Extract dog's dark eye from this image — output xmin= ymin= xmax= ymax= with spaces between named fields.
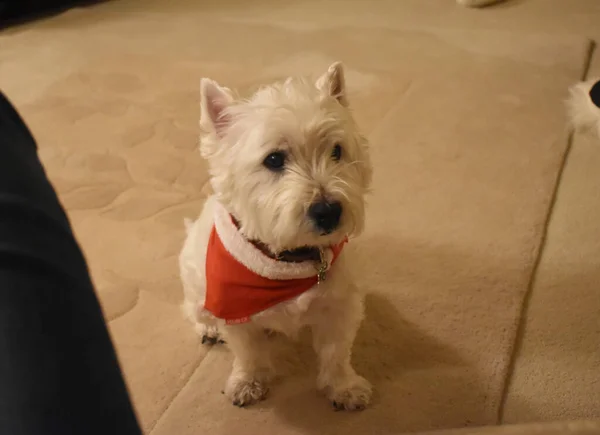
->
xmin=263 ymin=151 xmax=286 ymax=171
xmin=331 ymin=144 xmax=342 ymax=161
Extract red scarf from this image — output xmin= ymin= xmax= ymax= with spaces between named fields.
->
xmin=203 ymin=224 xmax=345 ymax=324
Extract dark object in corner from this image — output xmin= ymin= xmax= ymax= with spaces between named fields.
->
xmin=0 ymin=90 xmax=143 ymax=434
xmin=0 ymin=0 xmax=102 ymax=28
xmin=590 ymin=80 xmax=600 ymax=108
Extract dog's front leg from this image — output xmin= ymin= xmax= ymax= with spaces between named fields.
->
xmin=222 ymin=324 xmax=273 ymax=407
xmin=311 ymin=294 xmax=372 ymax=411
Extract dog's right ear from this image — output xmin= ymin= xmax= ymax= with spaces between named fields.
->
xmin=200 ymin=78 xmax=233 ymax=137
xmin=316 ymin=62 xmax=348 ymax=107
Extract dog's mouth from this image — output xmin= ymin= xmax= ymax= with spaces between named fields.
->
xmin=251 ymin=239 xmax=326 ymax=263
xmin=230 ymin=214 xmax=328 ymax=263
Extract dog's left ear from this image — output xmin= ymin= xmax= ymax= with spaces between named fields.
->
xmin=316 ymin=62 xmax=348 ymax=107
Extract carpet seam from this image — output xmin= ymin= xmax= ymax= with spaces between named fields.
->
xmin=495 ymin=38 xmax=597 ymax=424
xmin=107 ymin=285 xmax=141 ymax=323
xmin=146 ymin=347 xmax=215 ymax=435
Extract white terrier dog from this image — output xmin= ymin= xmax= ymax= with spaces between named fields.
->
xmin=179 ymin=62 xmax=374 ymax=411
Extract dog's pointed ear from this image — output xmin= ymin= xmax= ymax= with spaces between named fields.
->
xmin=200 ymin=78 xmax=233 ymax=137
xmin=316 ymin=62 xmax=348 ymax=107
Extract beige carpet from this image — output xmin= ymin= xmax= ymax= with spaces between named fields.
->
xmin=0 ymin=1 xmax=596 ymax=434
xmin=502 ymin=54 xmax=600 ymax=424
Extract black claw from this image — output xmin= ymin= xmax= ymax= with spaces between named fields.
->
xmin=233 ymin=400 xmax=244 ymax=408
xmin=201 ymin=335 xmax=221 ymax=345
xmin=217 ymin=339 xmax=226 ymax=344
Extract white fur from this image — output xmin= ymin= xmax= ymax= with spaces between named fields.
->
xmin=179 ymin=62 xmax=373 ymax=410
xmin=211 ymin=200 xmax=336 ymax=280
xmin=567 ymin=78 xmax=600 ymax=139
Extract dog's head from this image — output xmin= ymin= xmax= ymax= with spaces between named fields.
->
xmin=199 ymin=62 xmax=372 ymax=253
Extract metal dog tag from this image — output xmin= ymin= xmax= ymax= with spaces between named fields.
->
xmin=316 ymin=249 xmax=328 ymax=284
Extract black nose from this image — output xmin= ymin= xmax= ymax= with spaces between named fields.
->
xmin=308 ymin=201 xmax=342 ymax=234
xmin=590 ymin=80 xmax=600 ymax=107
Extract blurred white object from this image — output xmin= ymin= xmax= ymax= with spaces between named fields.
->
xmin=568 ymin=78 xmax=600 ymax=138
xmin=456 ymin=0 xmax=506 ymax=7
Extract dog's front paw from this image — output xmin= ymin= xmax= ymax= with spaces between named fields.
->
xmin=328 ymin=375 xmax=372 ymax=411
xmin=225 ymin=377 xmax=269 ymax=407
xmin=194 ymin=323 xmax=225 ymax=345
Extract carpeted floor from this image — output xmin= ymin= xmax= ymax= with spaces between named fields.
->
xmin=502 ymin=53 xmax=600 ymax=425
xmin=0 ymin=1 xmax=599 ymax=434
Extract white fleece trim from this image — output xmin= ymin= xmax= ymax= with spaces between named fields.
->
xmin=213 ymin=201 xmax=334 ymax=280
